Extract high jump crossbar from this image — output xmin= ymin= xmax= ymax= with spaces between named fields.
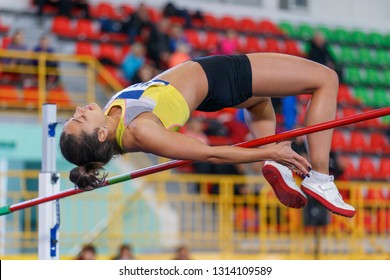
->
xmin=0 ymin=106 xmax=389 ymax=216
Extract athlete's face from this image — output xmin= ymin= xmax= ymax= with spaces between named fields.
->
xmin=63 ymin=102 xmax=106 ymax=137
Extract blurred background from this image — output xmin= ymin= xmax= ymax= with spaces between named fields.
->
xmin=0 ymin=0 xmax=389 ymax=260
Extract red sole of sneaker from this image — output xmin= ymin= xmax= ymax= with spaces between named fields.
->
xmin=262 ymin=165 xmax=307 ymax=209
xmin=301 ymin=185 xmax=356 ymax=218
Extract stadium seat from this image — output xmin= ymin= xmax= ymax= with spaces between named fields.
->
xmin=202 ymin=14 xmax=218 ymax=29
xmin=51 ymin=16 xmax=74 ymax=38
xmin=278 ymin=21 xmax=295 ymax=37
xmin=283 ymin=40 xmax=303 ymax=56
xmin=373 ymin=49 xmax=390 ymax=67
xmin=349 ymin=30 xmax=367 ymax=46
xmin=356 ymin=157 xmax=377 ymax=180
xmin=263 ymin=38 xmax=281 ymax=53
xmin=0 ymin=17 xmax=10 ymax=34
xmin=374 ymin=158 xmax=390 ymax=181
xmin=332 ymin=28 xmax=350 ymax=44
xmin=22 ymin=87 xmax=39 ymax=106
xmin=338 ymin=46 xmax=357 ymax=65
xmin=348 ymin=131 xmax=370 ymax=153
xmin=184 ymin=29 xmax=202 ymax=50
xmin=201 ymin=32 xmax=219 ymax=51
xmin=0 ymin=85 xmax=20 ymax=107
xmin=340 ymin=156 xmax=358 ymax=180
xmin=344 ymin=67 xmax=364 ymax=86
xmin=121 ymin=4 xmax=134 ymax=15
xmin=257 ymin=19 xmax=282 ymax=36
xmin=146 ymin=7 xmax=161 ymax=22
xmin=331 ymin=130 xmax=348 ymax=151
xmin=366 ymin=32 xmax=385 ymax=47
xmin=295 ymin=23 xmax=314 ymax=40
xmin=217 ymin=15 xmax=238 ymax=30
xmin=355 ymin=48 xmax=373 ymax=66
xmin=238 ymin=17 xmax=257 ymax=33
xmin=97 ymin=43 xmax=120 ymax=65
xmin=366 ymin=68 xmax=385 ymax=87
xmin=242 ymin=36 xmax=263 ymax=53
xmin=75 ymin=41 xmax=94 ymax=56
xmin=74 ymin=19 xmax=99 ymax=41
xmin=91 ymin=2 xmax=120 ymax=20
xmin=369 ymin=132 xmax=390 ymax=155
xmin=337 ymin=84 xmax=356 ymax=104
xmin=47 ymin=87 xmax=73 ymax=107
xmin=373 ymin=88 xmax=390 ymax=107
xmin=353 ymin=87 xmax=372 ymax=106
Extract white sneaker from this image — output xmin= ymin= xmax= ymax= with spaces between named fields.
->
xmin=301 ymin=174 xmax=356 ymax=218
xmin=262 ymin=161 xmax=308 ymax=208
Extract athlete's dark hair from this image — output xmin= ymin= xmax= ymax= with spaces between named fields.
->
xmin=60 ymin=128 xmax=122 ymax=190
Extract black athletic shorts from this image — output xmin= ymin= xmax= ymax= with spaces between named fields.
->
xmin=192 ymin=54 xmax=253 ymax=112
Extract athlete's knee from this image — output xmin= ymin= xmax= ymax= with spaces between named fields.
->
xmin=321 ymin=67 xmax=339 ymax=92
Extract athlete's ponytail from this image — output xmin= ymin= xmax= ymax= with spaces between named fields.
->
xmin=69 ymin=162 xmax=107 ymax=190
xmin=60 ymin=128 xmax=121 ymax=190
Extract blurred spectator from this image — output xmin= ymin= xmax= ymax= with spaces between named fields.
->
xmin=131 ymin=63 xmax=158 ymax=84
xmin=169 ymin=24 xmax=189 ymax=52
xmin=307 ymin=31 xmax=343 ymax=81
xmin=219 ymin=29 xmax=239 ymax=55
xmin=112 ymin=244 xmax=135 ymax=260
xmin=36 ymin=0 xmax=90 ymax=19
xmin=146 ymin=18 xmax=172 ymax=69
xmin=121 ymin=42 xmax=146 ymax=83
xmin=120 ymin=3 xmax=152 ymax=43
xmin=282 ymin=96 xmax=297 ymax=130
xmin=76 ymin=244 xmax=97 ymax=260
xmin=168 ymin=42 xmax=191 ymax=68
xmin=172 ymin=245 xmax=192 ymax=260
xmin=5 ymin=29 xmax=29 ymax=64
xmin=33 ymin=35 xmax=59 ymax=86
xmin=162 ymin=2 xmax=193 ymax=28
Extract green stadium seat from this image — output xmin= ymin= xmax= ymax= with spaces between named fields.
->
xmin=317 ymin=26 xmax=333 ymax=41
xmin=296 ymin=23 xmax=314 ymax=40
xmin=373 ymin=88 xmax=390 ymax=107
xmin=349 ymin=30 xmax=367 ymax=46
xmin=366 ymin=32 xmax=385 ymax=47
xmin=332 ymin=28 xmax=350 ymax=44
xmin=374 ymin=49 xmax=390 ymax=67
xmin=339 ymin=46 xmax=357 ymax=65
xmin=278 ymin=21 xmax=295 ymax=37
xmin=344 ymin=67 xmax=363 ymax=85
xmin=383 ymin=34 xmax=390 ymax=48
xmin=353 ymin=87 xmax=373 ymax=106
xmin=356 ymin=48 xmax=373 ymax=66
xmin=366 ymin=68 xmax=385 ymax=86
xmin=382 ymin=70 xmax=390 ymax=87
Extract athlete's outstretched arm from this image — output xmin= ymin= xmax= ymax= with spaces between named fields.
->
xmin=128 ymin=114 xmax=311 ymax=175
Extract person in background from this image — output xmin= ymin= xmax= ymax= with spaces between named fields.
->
xmin=76 ymin=244 xmax=97 ymax=260
xmin=33 ymin=35 xmax=59 ymax=86
xmin=112 ymin=243 xmax=135 ymax=260
xmin=121 ymin=42 xmax=146 ymax=83
xmin=172 ymin=245 xmax=192 ymax=260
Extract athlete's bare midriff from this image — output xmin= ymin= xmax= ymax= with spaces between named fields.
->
xmin=154 ymin=61 xmax=208 ymax=113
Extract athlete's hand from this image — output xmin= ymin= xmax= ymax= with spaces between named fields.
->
xmin=271 ymin=141 xmax=311 ymax=177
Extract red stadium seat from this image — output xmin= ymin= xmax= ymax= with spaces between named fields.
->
xmin=239 ymin=36 xmax=262 ymax=53
xmin=22 ymin=87 xmax=39 ymax=107
xmin=203 ymin=14 xmax=218 ymax=29
xmin=238 ymin=17 xmax=257 ymax=33
xmin=75 ymin=41 xmax=94 ymax=56
xmin=146 ymin=7 xmax=161 ymax=22
xmin=263 ymin=38 xmax=281 ymax=52
xmin=98 ymin=43 xmax=120 ymax=65
xmin=348 ymin=131 xmax=370 ymax=153
xmin=184 ymin=29 xmax=202 ymax=50
xmin=257 ymin=19 xmax=283 ymax=35
xmin=217 ymin=15 xmax=238 ymax=30
xmin=337 ymin=84 xmax=356 ymax=104
xmin=283 ymin=40 xmax=303 ymax=56
xmin=340 ymin=156 xmax=358 ymax=180
xmin=51 ymin=16 xmax=74 ymax=38
xmin=91 ymin=2 xmax=120 ymax=20
xmin=121 ymin=4 xmax=134 ymax=15
xmin=374 ymin=158 xmax=390 ymax=181
xmin=201 ymin=32 xmax=219 ymax=51
xmin=356 ymin=157 xmax=377 ymax=180
xmin=331 ymin=130 xmax=348 ymax=151
xmin=368 ymin=133 xmax=390 ymax=155
xmin=74 ymin=19 xmax=100 ymax=41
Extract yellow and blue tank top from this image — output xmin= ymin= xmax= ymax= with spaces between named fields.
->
xmin=104 ymin=80 xmax=190 ymax=150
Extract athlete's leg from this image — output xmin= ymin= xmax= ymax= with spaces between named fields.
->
xmin=246 ymin=53 xmax=355 ymax=217
xmin=247 ymin=52 xmax=338 ymax=173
